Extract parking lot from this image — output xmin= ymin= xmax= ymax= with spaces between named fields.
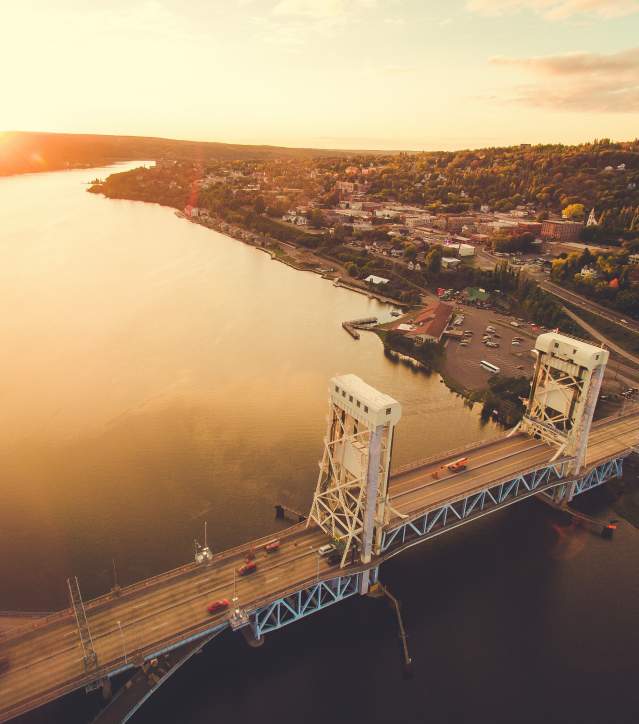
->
xmin=441 ymin=306 xmax=537 ymax=392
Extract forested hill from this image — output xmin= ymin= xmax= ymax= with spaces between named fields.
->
xmin=353 ymin=139 xmax=639 ymax=233
xmin=0 ymin=131 xmax=372 ymax=176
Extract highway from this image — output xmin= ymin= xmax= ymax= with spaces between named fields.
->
xmin=0 ymin=410 xmax=637 ymax=723
xmin=540 ymin=280 xmax=639 ymax=337
xmin=388 ymin=411 xmax=639 ymax=523
xmin=0 ymin=526 xmax=334 ymax=723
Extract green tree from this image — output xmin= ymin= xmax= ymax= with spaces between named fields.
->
xmin=425 ymin=245 xmax=442 ymax=274
xmin=345 ymin=261 xmax=360 ymax=278
xmin=563 ymin=203 xmax=585 ymax=221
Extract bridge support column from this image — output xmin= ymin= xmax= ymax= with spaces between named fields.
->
xmin=307 ymin=375 xmax=401 ymax=568
xmin=242 ymin=623 xmax=264 ymax=648
xmin=358 ymin=565 xmax=379 ymax=595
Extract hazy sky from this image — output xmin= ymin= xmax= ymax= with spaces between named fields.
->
xmin=3 ymin=0 xmax=639 ymax=150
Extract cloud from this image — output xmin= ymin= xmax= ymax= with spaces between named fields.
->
xmin=490 ymin=47 xmax=639 ymax=112
xmin=249 ymin=0 xmax=377 ymax=47
xmin=272 ymin=0 xmax=376 ymax=20
xmin=466 ymin=0 xmax=639 ymax=19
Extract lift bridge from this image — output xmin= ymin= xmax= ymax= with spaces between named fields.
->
xmin=0 ymin=332 xmax=637 ymax=723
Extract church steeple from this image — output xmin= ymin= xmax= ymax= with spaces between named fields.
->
xmin=586 ymin=208 xmax=598 ymax=226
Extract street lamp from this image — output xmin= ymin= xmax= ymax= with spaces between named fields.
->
xmin=117 ymin=620 xmax=128 ymax=665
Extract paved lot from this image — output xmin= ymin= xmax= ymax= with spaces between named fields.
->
xmin=441 ymin=306 xmax=537 ymax=392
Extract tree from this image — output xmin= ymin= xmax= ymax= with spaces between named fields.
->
xmin=563 ymin=203 xmax=585 ymax=221
xmin=403 ymin=243 xmax=417 ymax=261
xmin=425 ymin=245 xmax=442 ymax=274
xmin=309 ymin=208 xmax=325 ymax=228
xmin=345 ymin=261 xmax=360 ymax=278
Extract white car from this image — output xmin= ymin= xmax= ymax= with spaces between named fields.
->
xmin=318 ymin=544 xmax=335 ymax=556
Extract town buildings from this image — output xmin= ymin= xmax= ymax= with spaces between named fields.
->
xmin=541 ymin=219 xmax=584 ymax=242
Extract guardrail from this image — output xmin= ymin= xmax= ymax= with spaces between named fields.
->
xmin=391 ymin=433 xmax=509 ymax=476
xmin=389 ymin=456 xmax=572 ymax=528
xmin=0 ymin=521 xmax=308 ymax=644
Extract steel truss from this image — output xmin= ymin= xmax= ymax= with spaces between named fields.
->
xmin=381 ymin=460 xmax=569 ymax=554
xmin=542 ymin=457 xmax=624 ymax=504
xmin=251 ymin=572 xmax=361 ymax=639
xmin=308 ymin=399 xmax=392 ymax=566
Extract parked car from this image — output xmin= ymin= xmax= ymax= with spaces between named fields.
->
xmin=237 ymin=560 xmax=257 ymax=576
xmin=207 ymin=599 xmax=230 ymax=614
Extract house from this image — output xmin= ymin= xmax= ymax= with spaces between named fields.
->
xmin=628 ymin=253 xmax=639 ymax=265
xmin=442 ymin=257 xmax=461 ymax=270
xmin=391 ymin=302 xmax=453 ymax=344
xmin=375 ymin=208 xmax=401 ymax=221
xmin=464 ymin=287 xmax=489 ymax=305
xmin=282 ymin=213 xmax=308 ymax=226
xmin=577 ymin=266 xmax=599 ymax=280
xmin=365 ymin=275 xmax=390 ymax=286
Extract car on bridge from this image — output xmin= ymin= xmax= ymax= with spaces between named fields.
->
xmin=207 ymin=599 xmax=230 ymax=614
xmin=238 ymin=560 xmax=257 ymax=576
xmin=446 ymin=457 xmax=469 ymax=472
xmin=318 ymin=543 xmax=335 ymax=557
xmin=265 ymin=539 xmax=281 ymax=553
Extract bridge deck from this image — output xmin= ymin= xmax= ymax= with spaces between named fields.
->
xmin=0 ymin=410 xmax=637 ymax=723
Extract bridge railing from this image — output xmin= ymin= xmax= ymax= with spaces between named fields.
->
xmin=0 ymin=521 xmax=309 ymax=643
xmin=391 ymin=432 xmax=508 ymax=476
xmin=388 ymin=456 xmax=573 ymax=529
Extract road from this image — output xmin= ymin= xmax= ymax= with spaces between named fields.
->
xmin=0 ymin=526 xmax=333 ymax=723
xmin=1 ymin=410 xmax=638 ymax=723
xmin=388 ymin=411 xmax=639 ymax=522
xmin=540 ymin=280 xmax=639 ymax=336
xmin=561 ymin=306 xmax=639 ymax=369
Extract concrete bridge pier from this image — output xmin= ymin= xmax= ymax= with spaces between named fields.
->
xmin=243 ymin=623 xmax=265 ymax=648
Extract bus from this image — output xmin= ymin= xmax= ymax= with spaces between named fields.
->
xmin=480 ymin=360 xmax=500 ymax=374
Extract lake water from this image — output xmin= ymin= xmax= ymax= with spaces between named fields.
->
xmin=1 ymin=164 xmax=637 ymax=724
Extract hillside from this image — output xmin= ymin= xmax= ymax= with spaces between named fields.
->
xmin=0 ymin=131 xmax=377 ymax=176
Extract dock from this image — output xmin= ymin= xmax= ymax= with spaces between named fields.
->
xmin=342 ymin=317 xmax=378 ymax=340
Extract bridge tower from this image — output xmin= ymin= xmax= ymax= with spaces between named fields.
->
xmin=308 ymin=374 xmax=401 ymax=582
xmin=519 ymin=332 xmax=608 ymax=473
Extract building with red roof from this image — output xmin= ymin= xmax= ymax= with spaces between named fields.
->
xmin=391 ymin=302 xmax=453 ymax=345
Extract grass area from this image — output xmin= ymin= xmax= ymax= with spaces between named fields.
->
xmin=564 ymin=303 xmax=639 ymax=356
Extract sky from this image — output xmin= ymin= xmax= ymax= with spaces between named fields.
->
xmin=2 ymin=0 xmax=639 ymax=151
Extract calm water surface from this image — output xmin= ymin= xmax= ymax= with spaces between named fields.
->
xmin=1 ymin=165 xmax=637 ymax=724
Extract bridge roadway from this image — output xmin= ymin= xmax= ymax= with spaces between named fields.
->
xmin=1 ymin=410 xmax=637 ymax=723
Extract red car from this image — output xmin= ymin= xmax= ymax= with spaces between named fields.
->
xmin=265 ymin=539 xmax=281 ymax=553
xmin=238 ymin=560 xmax=257 ymax=576
xmin=207 ymin=599 xmax=230 ymax=615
